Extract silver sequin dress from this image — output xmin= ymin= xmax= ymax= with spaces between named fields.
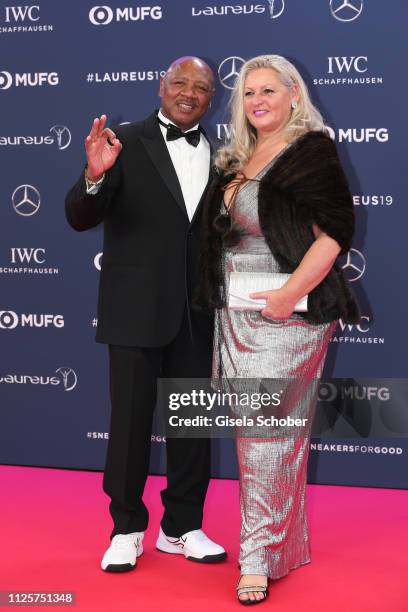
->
xmin=213 ymin=160 xmax=336 ymax=579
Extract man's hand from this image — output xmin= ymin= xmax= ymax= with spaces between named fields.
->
xmin=85 ymin=115 xmax=122 ymax=181
xmin=249 ymin=288 xmax=296 ymax=320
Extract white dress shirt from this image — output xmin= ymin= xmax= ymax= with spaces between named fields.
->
xmin=86 ymin=110 xmax=210 ymax=222
xmin=157 ymin=109 xmax=210 ymax=221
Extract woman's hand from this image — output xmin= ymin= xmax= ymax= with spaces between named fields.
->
xmin=249 ymin=288 xmax=297 ymax=320
xmin=249 ymin=230 xmax=341 ymax=321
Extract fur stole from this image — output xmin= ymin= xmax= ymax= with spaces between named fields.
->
xmin=196 ymin=131 xmax=359 ymax=324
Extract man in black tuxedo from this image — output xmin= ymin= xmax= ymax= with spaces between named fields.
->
xmin=65 ymin=57 xmax=226 ymax=572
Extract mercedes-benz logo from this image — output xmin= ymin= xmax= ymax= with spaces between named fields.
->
xmin=0 ymin=310 xmax=18 ymax=329
xmin=49 ymin=125 xmax=71 ymax=150
xmin=12 ymin=185 xmax=41 ymax=217
xmin=0 ymin=70 xmax=12 ymax=90
xmin=341 ymin=248 xmax=366 ymax=282
xmin=265 ymin=0 xmax=285 ymax=19
xmin=330 ymin=0 xmax=364 ymax=22
xmin=218 ymin=56 xmax=245 ymax=90
xmin=56 ymin=367 xmax=78 ymax=392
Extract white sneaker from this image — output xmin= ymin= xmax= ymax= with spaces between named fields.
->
xmin=101 ymin=532 xmax=144 ymax=572
xmin=156 ymin=527 xmax=227 ymax=563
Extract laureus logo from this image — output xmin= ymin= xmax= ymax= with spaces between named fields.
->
xmin=55 ymin=367 xmax=78 ymax=391
xmin=191 ymin=1 xmax=284 ymax=19
xmin=49 ymin=125 xmax=71 ymax=150
xmin=265 ymin=0 xmax=284 ymax=19
xmin=0 ymin=367 xmax=78 ymax=391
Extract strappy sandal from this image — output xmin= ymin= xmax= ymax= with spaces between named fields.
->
xmin=236 ymin=576 xmax=269 ymax=606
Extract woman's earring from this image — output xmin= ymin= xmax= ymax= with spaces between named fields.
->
xmin=291 ymin=100 xmax=298 ymax=110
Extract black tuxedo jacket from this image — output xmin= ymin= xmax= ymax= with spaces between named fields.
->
xmin=65 ymin=112 xmax=213 ymax=347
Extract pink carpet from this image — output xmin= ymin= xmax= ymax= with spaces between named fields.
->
xmin=0 ymin=466 xmax=407 ymax=611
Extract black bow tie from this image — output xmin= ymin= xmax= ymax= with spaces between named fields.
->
xmin=158 ymin=117 xmax=201 ymax=147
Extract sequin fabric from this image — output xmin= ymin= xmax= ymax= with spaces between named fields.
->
xmin=213 ymin=159 xmax=336 ymax=579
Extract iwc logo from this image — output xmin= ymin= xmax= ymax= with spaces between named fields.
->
xmin=1 ymin=5 xmax=54 ymax=34
xmin=331 ymin=315 xmax=385 ymax=346
xmin=0 ymin=247 xmax=59 ymax=276
xmin=313 ymin=55 xmax=383 ymax=88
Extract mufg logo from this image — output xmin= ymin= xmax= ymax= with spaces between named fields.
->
xmin=0 ymin=311 xmax=64 ymax=329
xmin=89 ymin=5 xmax=162 ymax=25
xmin=326 ymin=126 xmax=389 ymax=143
xmin=0 ymin=70 xmax=59 ymax=89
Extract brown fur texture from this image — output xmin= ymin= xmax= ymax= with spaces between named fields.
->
xmin=196 ymin=131 xmax=359 ymax=324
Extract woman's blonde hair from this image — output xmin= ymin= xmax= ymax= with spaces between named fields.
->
xmin=215 ymin=54 xmax=325 ymax=172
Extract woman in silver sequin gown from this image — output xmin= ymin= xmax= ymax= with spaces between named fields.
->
xmin=213 ymin=163 xmax=336 ymax=582
xmin=196 ymin=55 xmax=358 ymax=604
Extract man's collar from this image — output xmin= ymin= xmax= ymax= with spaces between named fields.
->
xmin=158 ymin=109 xmax=199 ymax=134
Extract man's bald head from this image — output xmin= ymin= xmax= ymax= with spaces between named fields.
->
xmin=164 ymin=56 xmax=214 ymax=86
xmin=159 ymin=56 xmax=215 ymax=130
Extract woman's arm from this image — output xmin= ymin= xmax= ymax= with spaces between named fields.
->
xmin=250 ymin=225 xmax=341 ymax=320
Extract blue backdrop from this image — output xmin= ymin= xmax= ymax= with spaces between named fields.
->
xmin=1 ymin=0 xmax=407 ymax=488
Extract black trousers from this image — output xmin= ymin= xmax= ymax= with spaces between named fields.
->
xmin=103 ymin=308 xmax=213 ymax=538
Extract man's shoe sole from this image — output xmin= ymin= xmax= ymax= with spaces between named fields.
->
xmin=103 ymin=563 xmax=136 ymax=573
xmin=186 ymin=552 xmax=227 ymax=563
xmin=156 ymin=546 xmax=227 ymax=563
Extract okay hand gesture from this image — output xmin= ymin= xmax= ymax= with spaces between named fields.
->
xmin=85 ymin=115 xmax=122 ymax=181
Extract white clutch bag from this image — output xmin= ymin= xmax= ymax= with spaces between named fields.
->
xmin=228 ymin=271 xmax=308 ymax=312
